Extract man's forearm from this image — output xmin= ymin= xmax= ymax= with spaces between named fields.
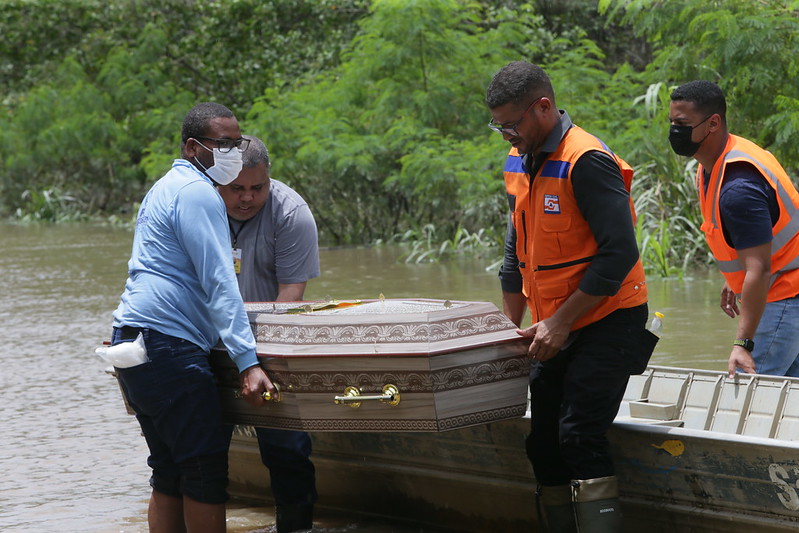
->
xmin=276 ymin=282 xmax=307 ymax=302
xmin=502 ymin=291 xmax=527 ymax=327
xmin=737 ymin=271 xmax=769 ymax=339
xmin=549 ymin=288 xmax=605 ymax=332
xmin=736 ymin=243 xmax=772 ymax=340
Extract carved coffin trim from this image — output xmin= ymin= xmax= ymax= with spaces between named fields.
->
xmin=226 ymin=404 xmax=528 ymax=432
xmin=254 ymin=310 xmax=512 ymax=346
xmin=263 ymin=355 xmax=529 ymax=393
xmin=436 ymin=405 xmax=527 ymax=431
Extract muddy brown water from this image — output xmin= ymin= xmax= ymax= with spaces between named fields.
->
xmin=0 ymin=223 xmax=733 ymax=532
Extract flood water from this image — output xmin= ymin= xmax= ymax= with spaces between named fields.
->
xmin=0 ymin=223 xmax=736 ymax=532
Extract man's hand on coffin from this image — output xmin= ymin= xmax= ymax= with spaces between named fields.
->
xmin=239 ymin=365 xmax=275 ymax=406
xmin=516 ymin=315 xmax=569 ymax=362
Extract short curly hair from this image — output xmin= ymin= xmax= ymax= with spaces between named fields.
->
xmin=670 ymin=80 xmax=727 ymax=123
xmin=181 ymin=102 xmax=236 ymax=143
xmin=485 ymin=61 xmax=555 ymax=109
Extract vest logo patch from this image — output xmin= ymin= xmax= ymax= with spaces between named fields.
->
xmin=543 ymin=194 xmax=560 ymax=214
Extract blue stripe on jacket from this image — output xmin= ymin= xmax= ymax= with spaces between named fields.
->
xmin=504 ymin=155 xmax=525 ymax=174
xmin=540 ymin=160 xmax=571 ymax=179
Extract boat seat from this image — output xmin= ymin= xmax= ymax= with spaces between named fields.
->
xmin=618 ymin=366 xmax=799 ymax=440
xmin=628 ymin=400 xmax=679 ymax=421
xmin=624 ymin=369 xmax=690 ymax=422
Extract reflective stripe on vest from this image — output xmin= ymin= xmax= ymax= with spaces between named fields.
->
xmin=700 ymin=135 xmax=799 ymax=298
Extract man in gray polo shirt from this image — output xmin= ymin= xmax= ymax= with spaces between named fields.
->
xmin=218 ymin=135 xmax=320 ymax=533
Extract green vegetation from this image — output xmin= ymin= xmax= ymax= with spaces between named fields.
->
xmin=0 ymin=0 xmax=368 ymax=219
xmin=3 ymin=0 xmax=799 ymax=275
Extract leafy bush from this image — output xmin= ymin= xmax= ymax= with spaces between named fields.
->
xmin=246 ymin=0 xmax=543 ymax=245
xmin=0 ymin=0 xmax=366 ymax=218
xmin=5 ymin=0 xmax=798 ymax=277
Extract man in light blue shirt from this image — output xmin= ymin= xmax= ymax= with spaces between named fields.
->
xmin=111 ymin=102 xmax=272 ymax=533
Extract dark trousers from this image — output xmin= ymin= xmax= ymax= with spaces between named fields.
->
xmin=255 ymin=427 xmax=318 ymax=507
xmin=526 ymin=304 xmax=648 ymax=485
xmin=113 ymin=327 xmax=231 ymax=504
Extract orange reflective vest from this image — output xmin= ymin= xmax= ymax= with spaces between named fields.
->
xmin=698 ymin=134 xmax=799 ymax=300
xmin=503 ymin=125 xmax=648 ymax=330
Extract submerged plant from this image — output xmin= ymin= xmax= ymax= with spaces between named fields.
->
xmin=386 ymin=223 xmax=501 ymax=264
xmin=15 ymin=187 xmax=87 ymax=223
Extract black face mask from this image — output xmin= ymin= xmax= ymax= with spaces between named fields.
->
xmin=668 ymin=114 xmax=712 ymax=157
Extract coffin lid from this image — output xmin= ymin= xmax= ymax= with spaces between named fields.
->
xmin=245 ymin=298 xmax=524 ymax=357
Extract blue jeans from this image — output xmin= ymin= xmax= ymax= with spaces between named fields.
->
xmin=753 ymin=295 xmax=799 ymax=377
xmin=113 ymin=327 xmax=231 ymax=504
xmin=255 ymin=427 xmax=317 ymax=507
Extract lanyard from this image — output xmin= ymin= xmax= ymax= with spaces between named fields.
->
xmin=228 ymin=217 xmax=250 ymax=248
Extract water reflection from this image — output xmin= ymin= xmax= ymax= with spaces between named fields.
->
xmin=0 ymin=223 xmax=737 ymax=531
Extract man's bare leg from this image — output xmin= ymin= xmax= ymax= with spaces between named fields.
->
xmin=184 ymin=496 xmax=226 ymax=533
xmin=148 ymin=490 xmax=186 ymax=533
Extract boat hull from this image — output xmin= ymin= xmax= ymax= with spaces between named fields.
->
xmin=230 ymin=365 xmax=799 ymax=532
xmin=229 ymin=420 xmax=799 ymax=532
xmin=610 ymin=421 xmax=799 ymax=532
xmin=228 ymin=420 xmax=536 ymax=532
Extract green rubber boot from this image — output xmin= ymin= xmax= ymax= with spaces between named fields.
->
xmin=571 ymin=476 xmax=622 ymax=533
xmin=536 ymin=484 xmax=578 ymax=533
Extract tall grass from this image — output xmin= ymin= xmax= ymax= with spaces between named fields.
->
xmin=382 ymin=223 xmax=502 ymax=264
xmin=620 ymin=83 xmax=713 ymax=278
xmin=15 ymin=187 xmax=87 ymax=223
xmin=387 ymin=152 xmax=712 ymax=277
xmin=380 ymin=81 xmax=715 ymax=277
xmin=632 ymin=154 xmax=714 ymax=278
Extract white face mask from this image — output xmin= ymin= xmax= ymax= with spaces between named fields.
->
xmin=193 ymin=141 xmax=243 ymax=186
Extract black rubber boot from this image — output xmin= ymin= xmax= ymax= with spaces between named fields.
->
xmin=536 ymin=484 xmax=578 ymax=532
xmin=275 ymin=503 xmax=314 ymax=533
xmin=571 ymin=476 xmax=622 ymax=533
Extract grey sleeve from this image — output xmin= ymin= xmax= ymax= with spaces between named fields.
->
xmin=275 ymin=204 xmax=321 ymax=284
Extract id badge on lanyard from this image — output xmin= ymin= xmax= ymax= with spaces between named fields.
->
xmin=232 ymin=247 xmax=243 ymax=274
xmin=229 ymin=217 xmax=249 ymax=275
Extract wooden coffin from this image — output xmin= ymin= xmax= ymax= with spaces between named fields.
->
xmin=210 ymin=298 xmax=530 ymax=432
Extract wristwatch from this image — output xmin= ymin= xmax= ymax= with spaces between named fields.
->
xmin=733 ymin=338 xmax=755 ymax=352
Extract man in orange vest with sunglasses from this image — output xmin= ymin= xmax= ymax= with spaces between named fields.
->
xmin=669 ymin=80 xmax=799 ymax=379
xmin=486 ymin=61 xmax=656 ymax=533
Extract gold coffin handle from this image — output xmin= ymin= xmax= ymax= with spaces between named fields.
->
xmin=234 ymin=382 xmax=281 ymax=403
xmin=333 ymin=384 xmax=401 ymax=408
